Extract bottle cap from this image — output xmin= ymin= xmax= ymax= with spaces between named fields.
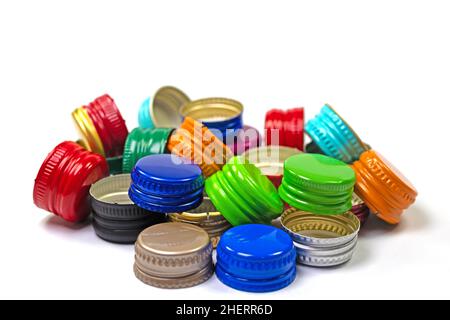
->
xmin=128 ymin=154 xmax=204 ymax=213
xmin=168 ymin=196 xmax=231 ymax=248
xmin=242 ymin=145 xmax=301 ymax=188
xmin=138 ymin=86 xmax=190 ymax=129
xmin=351 ymin=193 xmax=370 ymax=227
xmin=305 ymin=104 xmax=367 ymax=163
xmin=134 ymin=222 xmax=213 ymax=288
xmin=83 ymin=94 xmax=128 ymax=157
xmin=33 ymin=141 xmax=109 ymax=222
xmin=279 ymin=153 xmax=355 ymax=214
xmin=106 ymin=155 xmax=123 ymax=175
xmin=180 ymin=98 xmax=243 ymax=140
xmin=216 ymin=224 xmax=296 ymax=292
xmin=72 ymin=107 xmax=105 ymax=155
xmin=205 ymin=156 xmax=284 ymax=226
xmin=167 ymin=117 xmax=233 ymax=177
xmin=351 ymin=150 xmax=418 ymax=224
xmin=281 ymin=208 xmax=360 ymax=267
xmin=90 ymin=174 xmax=167 ymax=243
xmin=122 ymin=127 xmax=173 ymax=173
xmin=265 ymin=108 xmax=305 ymax=151
xmin=226 ymin=125 xmax=261 ymax=155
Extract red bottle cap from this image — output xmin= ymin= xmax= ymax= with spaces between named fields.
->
xmin=265 ymin=108 xmax=304 ymax=151
xmin=84 ymin=94 xmax=128 ymax=157
xmin=33 ymin=141 xmax=109 ymax=222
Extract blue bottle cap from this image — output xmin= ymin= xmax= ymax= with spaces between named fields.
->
xmin=138 ymin=97 xmax=155 ymax=129
xmin=129 ymin=154 xmax=204 ymax=213
xmin=216 ymin=224 xmax=297 ymax=292
xmin=305 ymin=104 xmax=366 ymax=163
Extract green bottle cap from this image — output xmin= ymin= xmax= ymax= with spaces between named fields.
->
xmin=205 ymin=156 xmax=284 ymax=226
xmin=106 ymin=155 xmax=123 ymax=175
xmin=122 ymin=128 xmax=173 ymax=173
xmin=279 ymin=153 xmax=355 ymax=214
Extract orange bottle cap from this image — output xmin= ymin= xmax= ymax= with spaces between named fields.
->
xmin=168 ymin=117 xmax=233 ymax=177
xmin=351 ymin=150 xmax=417 ymax=224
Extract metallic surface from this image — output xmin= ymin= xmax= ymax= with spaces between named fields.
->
xmin=279 ymin=153 xmax=356 ymax=214
xmin=242 ymin=145 xmax=301 ymax=187
xmin=128 ymin=154 xmax=204 ymax=213
xmin=134 ymin=222 xmax=212 ymax=278
xmin=205 ymin=156 xmax=284 ymax=226
xmin=90 ymin=174 xmax=134 ymax=205
xmin=351 ymin=149 xmax=418 ymax=224
xmin=83 ymin=94 xmax=128 ymax=157
xmin=122 ymin=127 xmax=173 ymax=173
xmin=280 ymin=209 xmax=360 ymax=247
xmin=167 ymin=117 xmax=233 ymax=177
xmin=294 ymin=236 xmax=358 ymax=267
xmin=305 ymin=104 xmax=367 ymax=163
xmin=226 ymin=125 xmax=261 ymax=156
xmin=72 ymin=107 xmax=105 ymax=156
xmin=106 ymin=155 xmax=123 ymax=175
xmin=150 ymin=86 xmax=190 ymax=128
xmin=281 ymin=208 xmax=360 ymax=267
xmin=180 ymin=98 xmax=244 ymax=138
xmin=134 ymin=262 xmax=213 ymax=289
xmin=168 ymin=196 xmax=231 ymax=248
xmin=265 ymin=108 xmax=305 ymax=151
xmin=33 ymin=141 xmax=109 ymax=222
xmin=215 ymin=224 xmax=296 ymax=292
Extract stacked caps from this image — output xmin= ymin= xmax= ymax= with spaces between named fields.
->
xmin=138 ymin=86 xmax=190 ymax=129
xmin=122 ymin=127 xmax=173 ymax=173
xmin=168 ymin=117 xmax=233 ymax=177
xmin=242 ymin=146 xmax=302 ymax=188
xmin=205 ymin=156 xmax=284 ymax=226
xmin=128 ymin=154 xmax=204 ymax=213
xmin=169 ymin=196 xmax=231 ymax=248
xmin=72 ymin=95 xmax=129 ymax=174
xmin=134 ymin=223 xmax=213 ymax=288
xmin=89 ymin=174 xmax=167 ymax=244
xmin=216 ymin=224 xmax=296 ymax=292
xmin=278 ymin=153 xmax=359 ymax=267
xmin=265 ymin=108 xmax=305 ymax=151
xmin=306 ymin=104 xmax=418 ymax=224
xmin=33 ymin=141 xmax=109 ymax=222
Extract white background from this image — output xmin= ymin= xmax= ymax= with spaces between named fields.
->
xmin=0 ymin=0 xmax=448 ymax=300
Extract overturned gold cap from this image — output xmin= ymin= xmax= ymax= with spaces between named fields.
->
xmin=134 ymin=222 xmax=213 ymax=288
xmin=169 ymin=197 xmax=231 ymax=248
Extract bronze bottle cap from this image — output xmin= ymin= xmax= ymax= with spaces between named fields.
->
xmin=134 ymin=222 xmax=213 ymax=288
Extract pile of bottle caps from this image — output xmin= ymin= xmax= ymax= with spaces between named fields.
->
xmin=33 ymin=86 xmax=418 ymax=292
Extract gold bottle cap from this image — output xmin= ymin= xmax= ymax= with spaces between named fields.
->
xmin=134 ymin=222 xmax=212 ymax=279
xmin=168 ymin=197 xmax=231 ymax=248
xmin=180 ymin=98 xmax=243 ymax=123
xmin=72 ymin=106 xmax=105 ymax=156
